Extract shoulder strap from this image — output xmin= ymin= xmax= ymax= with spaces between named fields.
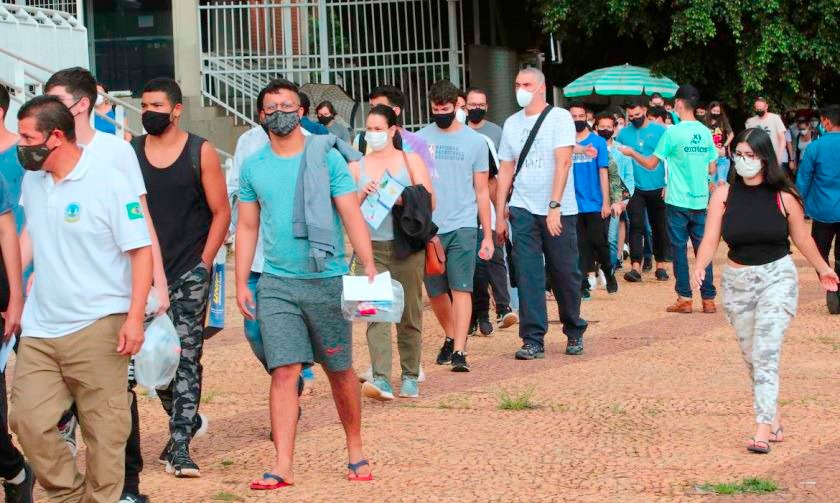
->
xmin=776 ymin=192 xmax=789 ymax=218
xmin=509 ymin=105 xmax=553 ymax=200
xmin=188 ymin=134 xmax=205 ymax=179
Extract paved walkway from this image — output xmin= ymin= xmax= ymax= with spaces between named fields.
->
xmin=13 ymin=247 xmax=840 ymax=502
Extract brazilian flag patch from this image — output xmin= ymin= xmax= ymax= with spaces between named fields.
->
xmin=126 ymin=202 xmax=144 ymax=220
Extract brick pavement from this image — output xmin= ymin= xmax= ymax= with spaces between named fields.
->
xmin=7 ymin=247 xmax=840 ymax=502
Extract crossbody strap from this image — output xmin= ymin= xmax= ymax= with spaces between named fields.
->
xmin=507 ymin=105 xmax=553 ymax=202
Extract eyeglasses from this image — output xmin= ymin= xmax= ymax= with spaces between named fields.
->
xmin=263 ymin=102 xmax=300 ymax=114
xmin=733 ymin=151 xmax=757 ymax=161
xmin=466 ymin=104 xmax=487 ymax=110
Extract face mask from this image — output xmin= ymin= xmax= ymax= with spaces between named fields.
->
xmin=17 ymin=140 xmax=55 ymax=172
xmin=756 ymin=109 xmax=767 ymax=118
xmin=365 ymin=131 xmax=390 ymax=151
xmin=264 ymin=110 xmax=300 ymax=137
xmin=467 ymin=108 xmax=486 ymax=124
xmin=95 ymin=95 xmax=105 ymax=106
xmin=455 ymin=108 xmax=467 ymax=124
xmin=142 ymin=111 xmax=172 ymax=136
xmin=696 ymin=112 xmax=706 ymax=118
xmin=432 ymin=111 xmax=456 ymax=129
xmin=596 ymin=129 xmax=613 ymax=140
xmin=516 ymin=88 xmax=534 ymax=108
xmin=574 ymin=120 xmax=588 ymax=133
xmin=317 ymin=115 xmax=333 ymax=126
xmin=710 ymin=112 xmax=720 ymax=118
xmin=630 ymin=116 xmax=645 ymax=128
xmin=735 ymin=156 xmax=762 ymax=178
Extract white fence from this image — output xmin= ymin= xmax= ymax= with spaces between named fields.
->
xmin=199 ymin=0 xmax=464 ymax=130
xmin=22 ymin=0 xmax=81 ymax=17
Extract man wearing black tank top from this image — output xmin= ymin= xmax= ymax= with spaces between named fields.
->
xmin=135 ymin=78 xmax=231 ymax=479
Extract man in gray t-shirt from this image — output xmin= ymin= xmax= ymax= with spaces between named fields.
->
xmin=466 ymin=88 xmax=503 ymax=150
xmin=417 ymin=80 xmax=493 ymax=374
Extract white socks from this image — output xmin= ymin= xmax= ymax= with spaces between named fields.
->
xmin=6 ymin=467 xmax=25 ymax=485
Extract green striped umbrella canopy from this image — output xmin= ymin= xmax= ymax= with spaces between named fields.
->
xmin=563 ymin=64 xmax=679 ymax=98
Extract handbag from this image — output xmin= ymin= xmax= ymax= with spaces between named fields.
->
xmin=400 ymin=150 xmax=446 ymax=276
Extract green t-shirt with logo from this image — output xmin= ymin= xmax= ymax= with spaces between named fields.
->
xmin=654 ymin=120 xmax=718 ymax=210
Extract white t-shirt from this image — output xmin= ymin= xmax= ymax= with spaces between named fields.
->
xmin=21 ymin=150 xmax=151 ymax=338
xmin=81 ymin=131 xmax=147 ymax=197
xmin=499 ymin=107 xmax=577 ymax=216
xmin=745 ymin=113 xmax=787 ymax=160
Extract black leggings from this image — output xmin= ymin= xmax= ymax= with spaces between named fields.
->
xmin=628 ymin=188 xmax=668 ymax=263
xmin=577 ymin=212 xmax=613 ymax=284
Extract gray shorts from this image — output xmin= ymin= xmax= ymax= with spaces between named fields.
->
xmin=256 ymin=274 xmax=352 ymax=372
xmin=424 ymin=227 xmax=478 ymax=297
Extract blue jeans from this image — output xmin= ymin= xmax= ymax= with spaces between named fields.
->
xmin=509 ymin=207 xmax=587 ymax=347
xmin=666 ymin=205 xmax=715 ymax=299
xmin=245 ymin=271 xmax=315 ymax=381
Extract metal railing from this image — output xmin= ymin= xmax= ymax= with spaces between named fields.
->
xmin=198 ymin=0 xmax=465 ymax=130
xmin=0 ymin=46 xmax=234 ymax=167
xmin=21 ymin=0 xmax=82 ymax=18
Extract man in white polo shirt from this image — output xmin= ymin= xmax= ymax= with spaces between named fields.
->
xmin=9 ymin=96 xmax=152 ymax=503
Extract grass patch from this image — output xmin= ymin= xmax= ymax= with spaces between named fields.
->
xmin=201 ymin=390 xmax=220 ymax=404
xmin=610 ymin=403 xmax=626 ymax=415
xmin=220 ymin=459 xmax=234 ymax=467
xmin=437 ymin=395 xmax=472 ymax=410
xmin=698 ymin=477 xmax=778 ymax=495
xmin=550 ymin=403 xmax=570 ymax=413
xmin=497 ymin=386 xmax=537 ymax=411
xmin=816 ymin=336 xmax=840 ymax=350
xmin=212 ymin=492 xmax=244 ymax=502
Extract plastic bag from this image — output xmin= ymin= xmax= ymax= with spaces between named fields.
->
xmin=341 ymin=279 xmax=405 ymax=323
xmin=134 ymin=314 xmax=181 ymax=390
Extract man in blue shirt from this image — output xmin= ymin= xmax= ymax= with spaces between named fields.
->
xmin=569 ymin=103 xmax=616 ymax=298
xmin=299 ymin=92 xmax=330 ymax=135
xmin=616 ymin=97 xmax=669 ymax=283
xmin=796 ymin=104 xmax=840 ymax=314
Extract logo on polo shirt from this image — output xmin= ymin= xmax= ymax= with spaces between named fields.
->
xmin=64 ymin=202 xmax=81 ymax=223
xmin=126 ymin=202 xmax=144 ymax=221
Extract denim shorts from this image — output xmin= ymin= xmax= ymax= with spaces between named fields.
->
xmin=423 ymin=227 xmax=478 ymax=297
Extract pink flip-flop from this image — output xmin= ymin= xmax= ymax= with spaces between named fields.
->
xmin=347 ymin=460 xmax=374 ymax=482
xmin=250 ymin=473 xmax=292 ymax=490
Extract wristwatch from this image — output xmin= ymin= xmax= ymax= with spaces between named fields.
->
xmin=548 ymin=200 xmax=561 ymax=209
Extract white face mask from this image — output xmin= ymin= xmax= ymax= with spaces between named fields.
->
xmin=734 ymin=156 xmax=762 ymax=178
xmin=516 ymin=88 xmax=535 ymax=108
xmin=365 ymin=131 xmax=390 ymax=151
xmin=455 ymin=108 xmax=467 ymax=124
xmin=95 ymin=95 xmax=105 ymax=106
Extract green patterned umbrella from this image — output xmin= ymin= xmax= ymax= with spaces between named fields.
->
xmin=563 ymin=64 xmax=679 ymax=98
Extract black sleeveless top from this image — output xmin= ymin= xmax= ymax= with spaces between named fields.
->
xmin=136 ymin=133 xmax=211 ymax=283
xmin=721 ymin=179 xmax=790 ymax=266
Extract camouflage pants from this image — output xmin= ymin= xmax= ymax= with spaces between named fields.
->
xmin=722 ymin=255 xmax=798 ymax=424
xmin=158 ymin=263 xmax=211 ymax=443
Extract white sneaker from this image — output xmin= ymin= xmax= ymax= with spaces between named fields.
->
xmin=597 ymin=269 xmax=607 ymax=289
xmin=58 ymin=414 xmax=78 ymax=458
xmin=418 ymin=365 xmax=426 ymax=383
xmin=194 ymin=413 xmax=209 ymax=439
xmin=587 ymin=273 xmax=597 ymax=290
xmin=359 ymin=367 xmax=374 ymax=383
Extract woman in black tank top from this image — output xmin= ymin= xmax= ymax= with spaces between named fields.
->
xmin=692 ymin=128 xmax=838 ymax=454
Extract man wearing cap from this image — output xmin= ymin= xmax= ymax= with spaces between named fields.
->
xmin=619 ymin=84 xmax=718 ymax=314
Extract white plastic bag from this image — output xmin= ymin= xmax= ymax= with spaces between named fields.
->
xmin=341 ymin=279 xmax=405 ymax=323
xmin=134 ymin=314 xmax=181 ymax=390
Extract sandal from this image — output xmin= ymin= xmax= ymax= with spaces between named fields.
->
xmin=250 ymin=473 xmax=292 ymax=490
xmin=769 ymin=426 xmax=784 ymax=443
xmin=347 ymin=459 xmax=374 ymax=482
xmin=746 ymin=438 xmax=771 ymax=454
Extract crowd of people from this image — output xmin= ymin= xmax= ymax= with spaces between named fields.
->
xmin=0 ymin=64 xmax=839 ymax=502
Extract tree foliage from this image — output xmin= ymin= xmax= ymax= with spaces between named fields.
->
xmin=534 ymin=0 xmax=840 ymax=109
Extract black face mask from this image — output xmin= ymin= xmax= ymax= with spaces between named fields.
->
xmin=710 ymin=112 xmax=721 ymax=118
xmin=756 ymin=109 xmax=767 ymax=118
xmin=432 ymin=111 xmax=456 ymax=129
xmin=696 ymin=111 xmax=706 ymax=118
xmin=574 ymin=120 xmax=588 ymax=133
xmin=630 ymin=116 xmax=645 ymax=128
xmin=596 ymin=129 xmax=613 ymax=140
xmin=467 ymin=108 xmax=486 ymax=124
xmin=17 ymin=140 xmax=56 ymax=171
xmin=317 ymin=115 xmax=334 ymax=126
xmin=142 ymin=111 xmax=172 ymax=136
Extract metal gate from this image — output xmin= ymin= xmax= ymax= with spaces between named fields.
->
xmin=198 ymin=0 xmax=464 ymax=130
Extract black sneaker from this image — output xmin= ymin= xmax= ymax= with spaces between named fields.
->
xmin=642 ymin=257 xmax=653 ymax=272
xmin=565 ymin=337 xmax=584 ymax=356
xmin=828 ymin=291 xmax=840 ymax=315
xmin=119 ymin=492 xmax=149 ymax=503
xmin=581 ymin=289 xmax=592 ymax=301
xmin=477 ymin=317 xmax=494 ymax=336
xmin=3 ymin=462 xmax=35 ymax=503
xmin=436 ymin=337 xmax=454 ymax=365
xmin=451 ymin=351 xmax=470 ymax=372
xmin=514 ymin=344 xmax=545 ymax=360
xmin=655 ymin=268 xmax=669 ymax=281
xmin=157 ymin=439 xmax=172 ymax=465
xmin=624 ymin=270 xmax=642 ymax=282
xmin=605 ymin=270 xmax=619 ymax=294
xmin=165 ymin=441 xmax=200 ymax=478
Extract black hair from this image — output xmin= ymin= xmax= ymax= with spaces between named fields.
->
xmin=0 ymin=86 xmax=9 ymax=116
xmin=820 ymin=104 xmax=840 ymax=127
xmin=594 ymin=111 xmax=616 ymax=127
xmin=730 ymin=128 xmax=801 ymax=203
xmin=258 ymin=78 xmax=300 ymax=114
xmin=646 ymin=107 xmax=669 ymax=121
xmin=457 ymin=90 xmax=467 ymax=102
xmin=142 ymin=77 xmax=183 ymax=106
xmin=696 ymin=102 xmax=707 ymax=110
xmin=44 ymin=67 xmax=97 ymax=116
xmin=428 ymin=80 xmax=459 ymax=106
xmin=567 ymin=101 xmax=586 ymax=113
xmin=17 ymin=95 xmax=76 ymax=141
xmin=367 ymin=104 xmax=402 ymax=149
xmin=97 ymin=81 xmax=109 ymax=93
xmin=300 ymin=92 xmax=311 ymax=115
xmin=369 ymin=85 xmax=405 ymax=109
xmin=316 ymin=100 xmax=337 ymax=117
xmin=466 ymin=87 xmax=488 ymax=100
xmin=626 ymin=96 xmax=647 ymax=110
xmin=650 ymin=92 xmax=663 ymax=100
xmin=706 ymin=101 xmax=731 ymax=130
